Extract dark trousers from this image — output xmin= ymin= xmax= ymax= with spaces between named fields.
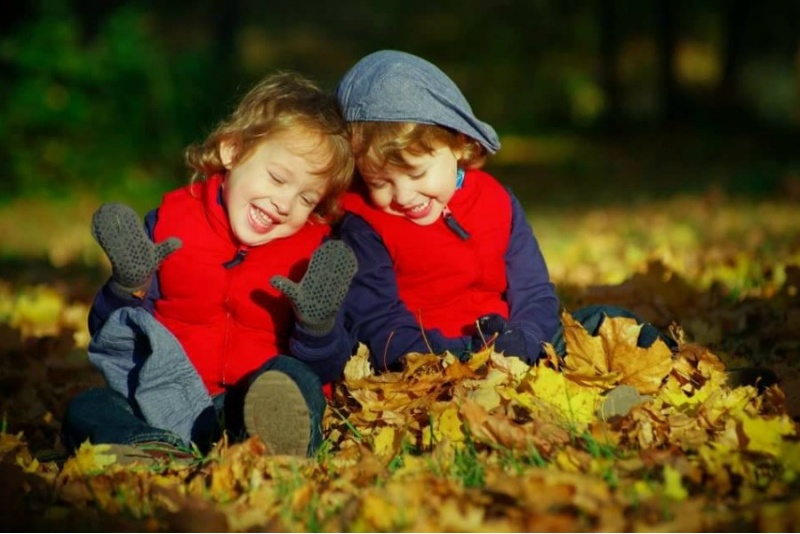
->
xmin=61 ymin=355 xmax=326 ymax=454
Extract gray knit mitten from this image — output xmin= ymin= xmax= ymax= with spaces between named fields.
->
xmin=92 ymin=203 xmax=182 ymax=297
xmin=271 ymin=240 xmax=358 ymax=335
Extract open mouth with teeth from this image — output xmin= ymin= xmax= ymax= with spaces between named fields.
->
xmin=401 ymin=198 xmax=433 ymax=220
xmin=248 ymin=204 xmax=279 ymax=233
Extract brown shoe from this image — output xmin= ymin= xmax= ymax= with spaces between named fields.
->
xmin=243 ymin=370 xmax=311 ymax=456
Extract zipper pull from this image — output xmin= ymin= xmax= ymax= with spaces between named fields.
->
xmin=442 ymin=205 xmax=470 ymax=240
xmin=222 ymin=246 xmax=249 ymax=268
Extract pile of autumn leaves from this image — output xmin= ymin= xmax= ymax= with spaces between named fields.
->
xmin=3 ymin=312 xmax=800 ymax=531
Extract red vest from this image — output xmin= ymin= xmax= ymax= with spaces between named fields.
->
xmin=344 ymin=169 xmax=512 ymax=337
xmin=153 ymin=175 xmax=329 ymax=395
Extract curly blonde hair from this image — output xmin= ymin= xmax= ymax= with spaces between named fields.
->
xmin=185 ymin=72 xmax=354 ymax=220
xmin=347 ymin=121 xmax=487 ymax=178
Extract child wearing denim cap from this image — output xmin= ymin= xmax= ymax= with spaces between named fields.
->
xmin=61 ymin=72 xmax=357 ymax=460
xmin=335 ymin=50 xmax=678 ymax=371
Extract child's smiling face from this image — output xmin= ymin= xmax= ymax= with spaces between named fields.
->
xmin=220 ymin=130 xmax=329 ymax=246
xmin=359 ymin=144 xmax=462 ymax=226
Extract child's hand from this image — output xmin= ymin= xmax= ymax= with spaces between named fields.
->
xmin=92 ymin=203 xmax=182 ymax=297
xmin=493 ymin=328 xmax=538 ymax=363
xmin=471 ymin=313 xmax=507 ymax=350
xmin=271 ymin=240 xmax=357 ymax=335
xmin=473 ymin=313 xmax=542 ymax=364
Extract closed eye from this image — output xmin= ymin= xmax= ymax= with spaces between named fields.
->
xmin=366 ymin=180 xmax=388 ymax=190
xmin=299 ymin=195 xmax=318 ymax=208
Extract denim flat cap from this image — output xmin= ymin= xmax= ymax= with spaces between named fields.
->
xmin=336 ymin=50 xmax=501 ymax=153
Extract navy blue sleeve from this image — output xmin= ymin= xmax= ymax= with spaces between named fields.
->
xmin=87 ymin=208 xmax=161 ymax=335
xmin=289 ymin=312 xmax=355 ymax=385
xmin=504 ymin=191 xmax=560 ymax=353
xmin=339 ymin=214 xmax=470 ymax=371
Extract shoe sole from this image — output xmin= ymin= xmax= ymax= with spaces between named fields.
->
xmin=243 ymin=371 xmax=311 ymax=456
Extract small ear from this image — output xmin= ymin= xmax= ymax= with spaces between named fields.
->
xmin=452 ymin=135 xmax=470 ymax=161
xmin=219 ymin=139 xmax=238 ymax=170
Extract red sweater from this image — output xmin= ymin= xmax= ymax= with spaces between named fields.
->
xmin=152 ymin=175 xmax=329 ymax=395
xmin=343 ymin=169 xmax=512 ymax=337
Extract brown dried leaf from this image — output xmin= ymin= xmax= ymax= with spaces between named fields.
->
xmin=562 ymin=312 xmax=673 ymax=394
xmin=459 ymin=399 xmax=569 ymax=455
xmin=599 ymin=316 xmax=674 ymax=395
xmin=561 ymin=311 xmax=611 ymax=376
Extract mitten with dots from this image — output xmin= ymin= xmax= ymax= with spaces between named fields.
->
xmin=271 ymin=240 xmax=358 ymax=335
xmin=92 ymin=203 xmax=182 ymax=297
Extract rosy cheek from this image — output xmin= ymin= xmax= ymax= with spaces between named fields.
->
xmin=369 ymin=190 xmax=390 ymax=208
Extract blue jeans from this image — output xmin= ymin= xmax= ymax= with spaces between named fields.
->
xmin=61 ymin=355 xmax=327 ymax=454
xmin=552 ymin=304 xmax=677 ymax=356
xmin=84 ymin=307 xmax=213 ymax=447
xmin=60 ymin=387 xmax=193 ymax=452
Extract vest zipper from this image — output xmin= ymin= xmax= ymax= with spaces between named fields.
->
xmin=221 ymin=245 xmax=248 ymax=383
xmin=442 ymin=205 xmax=470 ymax=240
xmin=223 ymin=246 xmax=249 ymax=268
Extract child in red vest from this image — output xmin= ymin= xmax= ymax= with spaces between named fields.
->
xmin=334 ymin=51 xmax=777 ymax=401
xmin=61 ymin=72 xmax=357 ymax=459
xmin=335 ymin=50 xmax=674 ymax=371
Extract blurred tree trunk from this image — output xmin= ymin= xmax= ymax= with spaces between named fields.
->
xmin=0 ymin=3 xmax=30 ymax=81
xmin=597 ymin=0 xmax=622 ymax=129
xmin=213 ymin=0 xmax=240 ymax=82
xmin=73 ymin=0 xmax=116 ymax=41
xmin=715 ymin=0 xmax=749 ymax=110
xmin=655 ymin=0 xmax=682 ymax=121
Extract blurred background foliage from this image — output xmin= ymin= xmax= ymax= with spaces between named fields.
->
xmin=2 ymin=0 xmax=799 ymax=199
xmin=0 ymin=0 xmax=798 ymax=266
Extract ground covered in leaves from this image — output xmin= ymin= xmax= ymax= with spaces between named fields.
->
xmin=1 ymin=191 xmax=800 ymax=531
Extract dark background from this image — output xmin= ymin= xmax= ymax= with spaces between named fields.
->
xmin=2 ymin=0 xmax=799 ymax=209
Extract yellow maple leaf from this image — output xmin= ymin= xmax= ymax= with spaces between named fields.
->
xmin=0 ymin=431 xmax=27 ymax=456
xmin=561 ymin=312 xmax=673 ymax=394
xmin=659 ymin=375 xmax=702 ymax=409
xmin=696 ymin=441 xmax=750 ymax=490
xmin=372 ymin=426 xmax=400 ymax=459
xmin=526 ymin=366 xmax=600 ymax=426
xmin=563 ymin=369 xmax=622 ymax=390
xmin=736 ymin=411 xmax=796 ymax=456
xmin=561 ymin=312 xmax=611 ymax=377
xmin=60 ymin=441 xmax=118 ymax=477
xmin=436 ymin=405 xmax=465 ymax=443
xmin=459 ymin=399 xmax=552 ymax=451
xmin=422 ymin=404 xmax=466 ymax=448
xmin=10 ymin=285 xmax=65 ymax=338
xmin=488 ymin=351 xmax=532 ymax=382
xmin=344 ymin=343 xmax=374 ymax=382
xmin=442 ymin=357 xmax=477 ymax=381
xmin=402 ymin=353 xmax=442 ymax=376
xmin=360 ymin=492 xmax=402 ymax=531
xmin=598 ymin=316 xmax=674 ymax=395
xmin=465 ymin=367 xmax=508 ymax=411
xmin=465 ymin=344 xmax=492 ymax=371
xmin=779 ymin=441 xmax=800 ymax=482
xmin=662 ymin=465 xmax=688 ymax=500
